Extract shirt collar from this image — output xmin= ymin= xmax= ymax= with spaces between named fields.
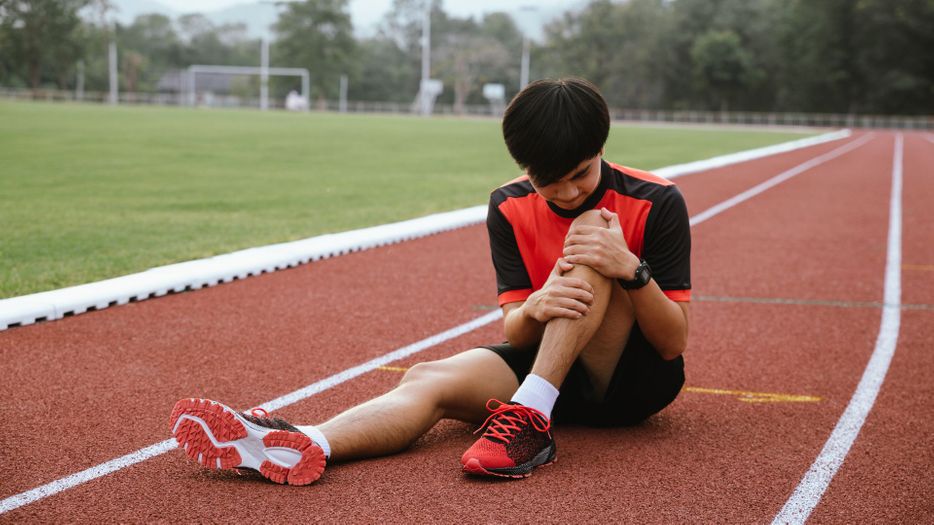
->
xmin=545 ymin=160 xmax=611 ymax=219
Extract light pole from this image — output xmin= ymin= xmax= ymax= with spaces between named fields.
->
xmin=260 ymin=37 xmax=269 ymax=110
xmin=419 ymin=5 xmax=432 ymax=116
xmin=518 ymin=5 xmax=538 ymax=91
xmin=108 ymin=22 xmax=118 ymax=105
xmin=76 ymin=61 xmax=85 ymax=101
xmin=519 ymin=36 xmax=530 ymax=90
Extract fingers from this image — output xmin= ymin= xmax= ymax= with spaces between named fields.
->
xmin=542 ymin=296 xmax=591 ymax=319
xmin=553 ymin=277 xmax=595 ymax=301
xmin=562 ymin=252 xmax=594 ymax=267
xmin=563 ymin=234 xmax=590 ymax=248
xmin=562 ymin=245 xmax=602 ymax=267
xmin=557 ymin=258 xmax=574 ymax=275
xmin=551 ymin=257 xmax=574 ymax=277
xmin=601 ymin=207 xmax=622 ymax=231
xmin=565 ymin=224 xmax=604 ymax=239
xmin=544 ymin=307 xmax=587 ymax=320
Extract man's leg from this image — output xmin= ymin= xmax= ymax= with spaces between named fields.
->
xmin=460 ymin=209 xmax=635 ymax=478
xmin=303 ymin=348 xmax=520 ymax=462
xmin=172 ymin=348 xmax=519 ymax=484
xmin=529 ymin=209 xmax=634 ymax=399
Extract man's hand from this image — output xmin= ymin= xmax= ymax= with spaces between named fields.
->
xmin=563 ymin=208 xmax=641 ymax=280
xmin=523 ymin=258 xmax=595 ymax=322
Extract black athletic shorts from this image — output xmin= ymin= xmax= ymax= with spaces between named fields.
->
xmin=481 ymin=323 xmax=684 ymax=427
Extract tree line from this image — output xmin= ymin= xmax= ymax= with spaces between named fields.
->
xmin=1 ymin=0 xmax=931 ymax=114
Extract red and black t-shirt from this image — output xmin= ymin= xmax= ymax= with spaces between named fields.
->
xmin=487 ymin=160 xmax=691 ymax=306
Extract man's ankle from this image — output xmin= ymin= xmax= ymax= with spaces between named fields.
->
xmin=510 ymin=373 xmax=560 ymax=419
xmin=295 ymin=424 xmax=332 ymax=458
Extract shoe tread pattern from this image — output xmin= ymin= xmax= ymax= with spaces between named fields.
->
xmin=169 ymin=398 xmax=246 ymax=469
xmin=260 ymin=431 xmax=326 ymax=486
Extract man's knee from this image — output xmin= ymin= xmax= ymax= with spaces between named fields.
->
xmin=570 ymin=208 xmax=608 ymax=229
xmin=400 ymin=360 xmax=450 ymax=387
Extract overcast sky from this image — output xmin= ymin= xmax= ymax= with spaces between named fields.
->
xmin=153 ymin=0 xmax=569 ymax=36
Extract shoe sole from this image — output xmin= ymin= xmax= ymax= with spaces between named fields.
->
xmin=462 ymin=444 xmax=557 ymax=479
xmin=169 ymin=398 xmax=325 ymax=486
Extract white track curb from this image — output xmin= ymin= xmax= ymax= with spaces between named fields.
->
xmin=0 ymin=129 xmax=850 ymax=331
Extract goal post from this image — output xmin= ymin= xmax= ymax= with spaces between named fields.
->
xmin=185 ymin=65 xmax=310 ymax=110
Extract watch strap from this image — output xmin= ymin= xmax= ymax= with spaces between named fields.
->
xmin=618 ymin=259 xmax=651 ymax=290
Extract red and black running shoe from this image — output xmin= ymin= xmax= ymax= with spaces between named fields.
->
xmin=169 ymin=398 xmax=326 ymax=486
xmin=460 ymin=399 xmax=556 ymax=478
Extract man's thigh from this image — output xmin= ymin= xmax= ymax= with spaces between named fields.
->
xmin=577 ymin=281 xmax=634 ymax=399
xmin=429 ymin=348 xmax=521 ymax=424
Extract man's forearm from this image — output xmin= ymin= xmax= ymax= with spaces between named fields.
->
xmin=503 ymin=304 xmax=545 ymax=349
xmin=627 ymin=281 xmax=689 ymax=360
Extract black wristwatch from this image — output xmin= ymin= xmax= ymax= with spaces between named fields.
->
xmin=618 ymin=259 xmax=652 ymax=290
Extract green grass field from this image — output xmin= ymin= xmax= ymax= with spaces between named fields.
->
xmin=0 ymin=101 xmax=812 ymax=298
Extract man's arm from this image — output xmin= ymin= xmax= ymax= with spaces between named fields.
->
xmin=502 ymin=301 xmax=543 ymax=349
xmin=625 ymin=281 xmax=689 ymax=360
xmin=501 ymin=258 xmax=595 ymax=349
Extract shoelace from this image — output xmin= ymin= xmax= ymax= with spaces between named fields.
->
xmin=242 ymin=407 xmax=299 ymax=432
xmin=475 ymin=399 xmax=551 ymax=444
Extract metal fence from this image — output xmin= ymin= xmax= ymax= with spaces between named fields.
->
xmin=3 ymin=87 xmax=932 ymax=130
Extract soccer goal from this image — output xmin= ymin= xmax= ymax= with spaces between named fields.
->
xmin=185 ymin=65 xmax=310 ymax=110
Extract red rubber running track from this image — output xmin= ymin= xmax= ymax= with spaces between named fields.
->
xmin=1 ymin=131 xmax=931 ymax=522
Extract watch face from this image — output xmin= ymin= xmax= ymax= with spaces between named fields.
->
xmin=637 ymin=265 xmax=649 ymax=282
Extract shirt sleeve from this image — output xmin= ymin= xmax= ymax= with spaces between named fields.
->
xmin=643 ymin=185 xmax=692 ymax=302
xmin=487 ymin=197 xmax=533 ymax=305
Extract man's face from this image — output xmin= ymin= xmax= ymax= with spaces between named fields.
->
xmin=529 ymin=154 xmax=603 ymax=210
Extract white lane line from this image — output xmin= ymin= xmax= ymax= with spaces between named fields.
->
xmin=0 ymin=129 xmax=851 ymax=331
xmin=772 ymin=134 xmax=903 ymax=524
xmin=690 ymin=134 xmax=872 ymax=226
xmin=0 ymin=309 xmax=503 ymax=515
xmin=0 ymin=135 xmax=870 ymax=516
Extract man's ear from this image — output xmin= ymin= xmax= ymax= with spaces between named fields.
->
xmin=600 ymin=146 xmax=605 ymax=156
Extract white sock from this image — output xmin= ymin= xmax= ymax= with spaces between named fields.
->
xmin=295 ymin=424 xmax=331 ymax=458
xmin=510 ymin=373 xmax=560 ymax=419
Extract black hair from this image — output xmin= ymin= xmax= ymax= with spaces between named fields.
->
xmin=501 ymin=77 xmax=610 ymax=186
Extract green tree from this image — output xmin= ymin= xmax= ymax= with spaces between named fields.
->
xmin=850 ymin=0 xmax=934 ymax=114
xmin=352 ymin=36 xmax=416 ymax=102
xmin=375 ymin=1 xmax=520 ymax=109
xmin=117 ymin=14 xmax=183 ymax=92
xmin=0 ymin=0 xmax=92 ymax=89
xmin=538 ymin=0 xmax=620 ymax=95
xmin=434 ymin=12 xmax=517 ymax=111
xmin=178 ymin=14 xmax=258 ymax=67
xmin=272 ymin=0 xmax=356 ymax=100
xmin=775 ymin=0 xmax=860 ymax=113
xmin=690 ymin=30 xmax=755 ymax=111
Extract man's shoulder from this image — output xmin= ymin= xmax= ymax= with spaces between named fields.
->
xmin=490 ymin=174 xmax=535 ymax=206
xmin=606 ymin=161 xmax=675 ymax=188
xmin=605 ymin=161 xmax=682 ymax=205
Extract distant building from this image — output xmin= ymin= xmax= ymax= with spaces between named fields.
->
xmin=156 ymin=69 xmax=238 ymax=94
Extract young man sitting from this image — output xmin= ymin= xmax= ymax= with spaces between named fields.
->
xmin=169 ymin=77 xmax=691 ymax=484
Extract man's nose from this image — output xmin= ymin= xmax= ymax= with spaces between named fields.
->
xmin=557 ymin=184 xmax=578 ymax=200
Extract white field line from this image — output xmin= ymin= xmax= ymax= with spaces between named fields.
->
xmin=690 ymin=134 xmax=872 ymax=227
xmin=655 ymin=129 xmax=851 ymax=180
xmin=772 ymin=134 xmax=903 ymax=524
xmin=0 ymin=309 xmax=504 ymax=515
xmin=0 ymin=129 xmax=851 ymax=331
xmin=0 ymin=135 xmax=870 ymax=516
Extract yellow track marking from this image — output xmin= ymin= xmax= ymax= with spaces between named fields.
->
xmin=377 ymin=366 xmax=409 ymax=373
xmin=376 ymin=367 xmax=819 ymax=404
xmin=903 ymin=264 xmax=934 ymax=271
xmin=685 ymin=387 xmax=821 ymax=403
